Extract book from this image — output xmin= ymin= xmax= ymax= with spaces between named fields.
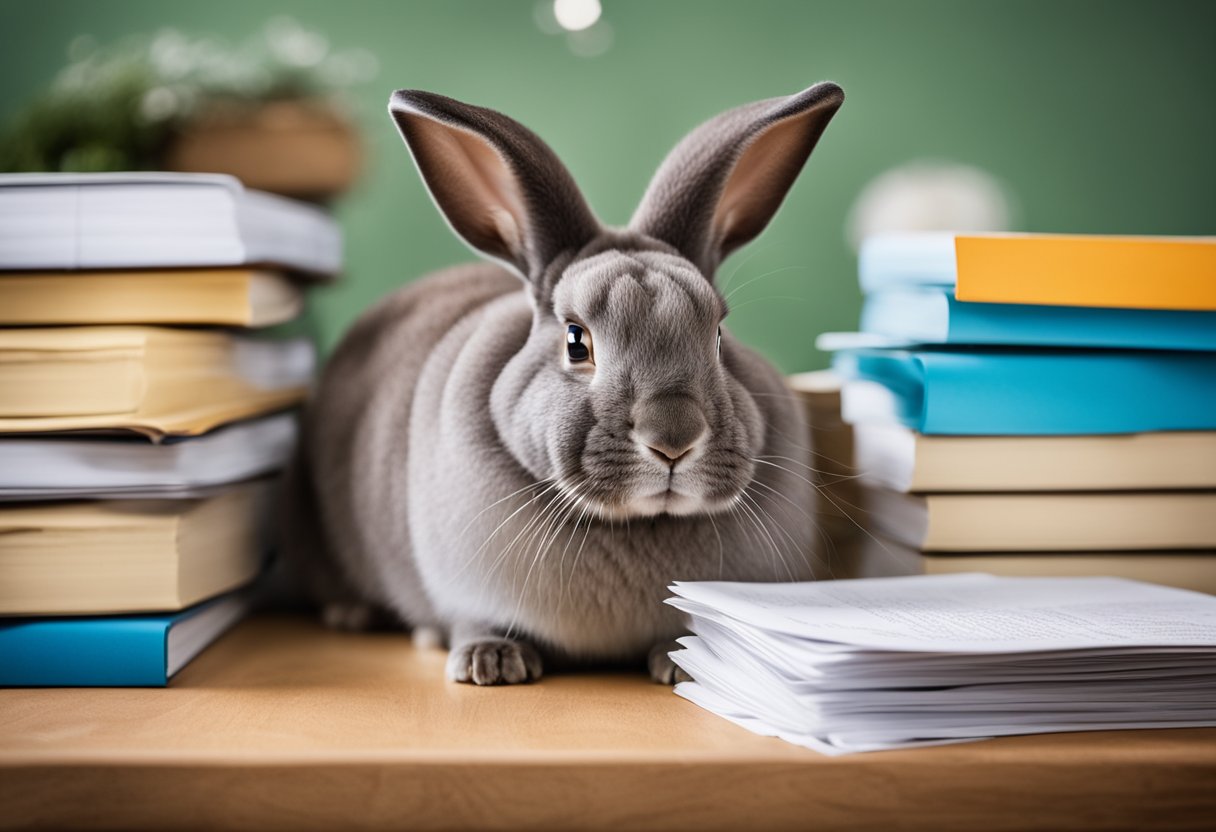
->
xmin=853 ymin=287 xmax=1216 ymax=351
xmin=0 ymin=173 xmax=341 ymax=277
xmin=831 ymin=347 xmax=1216 ymax=435
xmin=0 ymin=268 xmax=303 ymax=327
xmin=0 ymin=326 xmax=312 ymax=439
xmin=0 ymin=591 xmax=249 ymax=686
xmin=852 ymin=422 xmax=1216 ymax=493
xmin=666 ymin=574 xmax=1216 ymax=755
xmin=859 ymin=232 xmax=1216 ymax=311
xmin=845 ymin=534 xmax=1216 ymax=595
xmin=862 ymin=487 xmax=1216 ymax=552
xmin=0 ymin=412 xmax=296 ymax=501
xmin=784 ymin=371 xmax=861 ymax=540
xmin=0 ymin=482 xmax=268 ymax=615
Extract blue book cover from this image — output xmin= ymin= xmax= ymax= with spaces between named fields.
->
xmin=860 ymin=287 xmax=1216 ymax=351
xmin=0 ymin=592 xmax=248 ymax=687
xmin=831 ymin=347 xmax=1216 ymax=435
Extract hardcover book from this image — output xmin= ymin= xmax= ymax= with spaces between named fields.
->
xmin=854 ymin=287 xmax=1216 ymax=351
xmin=0 ymin=592 xmax=249 ymax=687
xmin=831 ymin=348 xmax=1216 ymax=435
xmin=859 ymin=232 xmax=1216 ymax=311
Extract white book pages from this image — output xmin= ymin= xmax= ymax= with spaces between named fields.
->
xmin=0 ymin=173 xmax=341 ymax=276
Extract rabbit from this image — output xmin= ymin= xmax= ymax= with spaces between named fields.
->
xmin=280 ymin=81 xmax=845 ymax=685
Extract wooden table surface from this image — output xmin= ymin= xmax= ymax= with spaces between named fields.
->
xmin=2 ymin=615 xmax=1214 ymax=831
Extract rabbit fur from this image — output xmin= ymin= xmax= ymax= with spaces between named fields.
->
xmin=281 ymin=82 xmax=844 ymax=685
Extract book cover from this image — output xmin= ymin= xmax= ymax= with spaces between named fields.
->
xmin=831 ymin=347 xmax=1216 ymax=435
xmin=859 ymin=232 xmax=1216 ymax=311
xmin=0 ymin=592 xmax=248 ymax=687
xmin=859 ymin=287 xmax=1216 ymax=351
xmin=0 ymin=412 xmax=295 ymax=500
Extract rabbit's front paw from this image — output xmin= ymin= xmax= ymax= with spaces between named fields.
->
xmin=648 ymin=640 xmax=694 ymax=685
xmin=446 ymin=637 xmax=543 ymax=685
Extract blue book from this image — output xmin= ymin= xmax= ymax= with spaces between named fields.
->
xmin=859 ymin=287 xmax=1216 ymax=351
xmin=859 ymin=232 xmax=961 ymax=292
xmin=830 ymin=347 xmax=1216 ymax=435
xmin=0 ymin=592 xmax=248 ymax=687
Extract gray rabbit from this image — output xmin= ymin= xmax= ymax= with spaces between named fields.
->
xmin=281 ymin=82 xmax=844 ymax=685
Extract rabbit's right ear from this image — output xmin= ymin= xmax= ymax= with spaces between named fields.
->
xmin=389 ymin=90 xmax=600 ymax=282
xmin=630 ymin=82 xmax=844 ymax=279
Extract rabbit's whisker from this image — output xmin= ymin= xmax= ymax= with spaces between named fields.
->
xmin=722 ymin=265 xmax=804 ymax=303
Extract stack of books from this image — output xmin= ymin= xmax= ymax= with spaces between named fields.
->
xmin=0 ymin=173 xmax=340 ymax=686
xmin=667 ymin=573 xmax=1216 ymax=754
xmin=811 ymin=232 xmax=1216 ymax=591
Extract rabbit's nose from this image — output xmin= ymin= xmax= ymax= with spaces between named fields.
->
xmin=633 ymin=395 xmax=708 ymax=466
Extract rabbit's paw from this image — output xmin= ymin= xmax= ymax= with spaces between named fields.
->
xmin=321 ymin=602 xmax=374 ymax=632
xmin=446 ymin=637 xmax=543 ymax=685
xmin=648 ymin=641 xmax=694 ymax=685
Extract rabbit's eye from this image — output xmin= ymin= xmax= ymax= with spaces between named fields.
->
xmin=566 ymin=324 xmax=593 ymax=364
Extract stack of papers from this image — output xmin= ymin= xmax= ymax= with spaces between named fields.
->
xmin=666 ymin=574 xmax=1216 ymax=755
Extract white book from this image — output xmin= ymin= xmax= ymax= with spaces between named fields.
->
xmin=0 ymin=412 xmax=297 ymax=500
xmin=0 ymin=173 xmax=341 ymax=276
xmin=666 ymin=575 xmax=1216 ymax=755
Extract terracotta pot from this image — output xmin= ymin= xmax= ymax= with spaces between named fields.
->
xmin=165 ymin=99 xmax=361 ymax=201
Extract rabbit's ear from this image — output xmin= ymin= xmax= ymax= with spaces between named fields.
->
xmin=630 ymin=82 xmax=844 ymax=278
xmin=389 ymin=90 xmax=600 ymax=280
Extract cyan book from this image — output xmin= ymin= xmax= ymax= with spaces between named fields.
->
xmin=859 ymin=288 xmax=1216 ymax=351
xmin=0 ymin=592 xmax=247 ymax=687
xmin=830 ymin=347 xmax=1216 ymax=435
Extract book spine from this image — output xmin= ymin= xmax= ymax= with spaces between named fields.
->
xmin=0 ymin=618 xmax=169 ymax=686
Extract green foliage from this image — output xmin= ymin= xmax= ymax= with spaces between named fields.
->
xmin=0 ymin=18 xmax=377 ymax=173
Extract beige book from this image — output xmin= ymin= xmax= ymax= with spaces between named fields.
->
xmin=786 ymin=371 xmax=861 ymax=545
xmin=845 ymin=534 xmax=1216 ymax=595
xmin=863 ymin=486 xmax=1216 ymax=552
xmin=0 ymin=269 xmax=303 ymax=327
xmin=0 ymin=326 xmax=311 ymax=439
xmin=854 ymin=422 xmax=1216 ymax=492
xmin=0 ymin=482 xmax=268 ymax=615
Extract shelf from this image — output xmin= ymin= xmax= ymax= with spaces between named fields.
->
xmin=2 ymin=615 xmax=1214 ymax=830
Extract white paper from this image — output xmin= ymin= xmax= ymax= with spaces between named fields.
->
xmin=666 ymin=574 xmax=1216 ymax=754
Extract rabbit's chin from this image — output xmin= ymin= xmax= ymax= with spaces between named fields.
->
xmin=605 ymin=488 xmax=740 ymax=520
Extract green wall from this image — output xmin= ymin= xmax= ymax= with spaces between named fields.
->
xmin=2 ymin=0 xmax=1213 ymax=371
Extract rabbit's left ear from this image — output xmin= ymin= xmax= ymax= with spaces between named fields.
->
xmin=389 ymin=90 xmax=600 ymax=281
xmin=630 ymin=82 xmax=844 ymax=278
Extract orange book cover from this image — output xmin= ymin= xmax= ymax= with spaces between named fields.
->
xmin=954 ymin=234 xmax=1216 ymax=311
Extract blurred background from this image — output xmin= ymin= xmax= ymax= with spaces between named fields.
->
xmin=1 ymin=0 xmax=1212 ymax=372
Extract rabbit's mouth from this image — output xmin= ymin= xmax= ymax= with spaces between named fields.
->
xmin=620 ymin=486 xmax=706 ymax=518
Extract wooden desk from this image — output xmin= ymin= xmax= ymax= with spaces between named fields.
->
xmin=2 ymin=616 xmax=1213 ymax=831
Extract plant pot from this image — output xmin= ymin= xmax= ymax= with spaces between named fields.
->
xmin=165 ymin=99 xmax=361 ymax=201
